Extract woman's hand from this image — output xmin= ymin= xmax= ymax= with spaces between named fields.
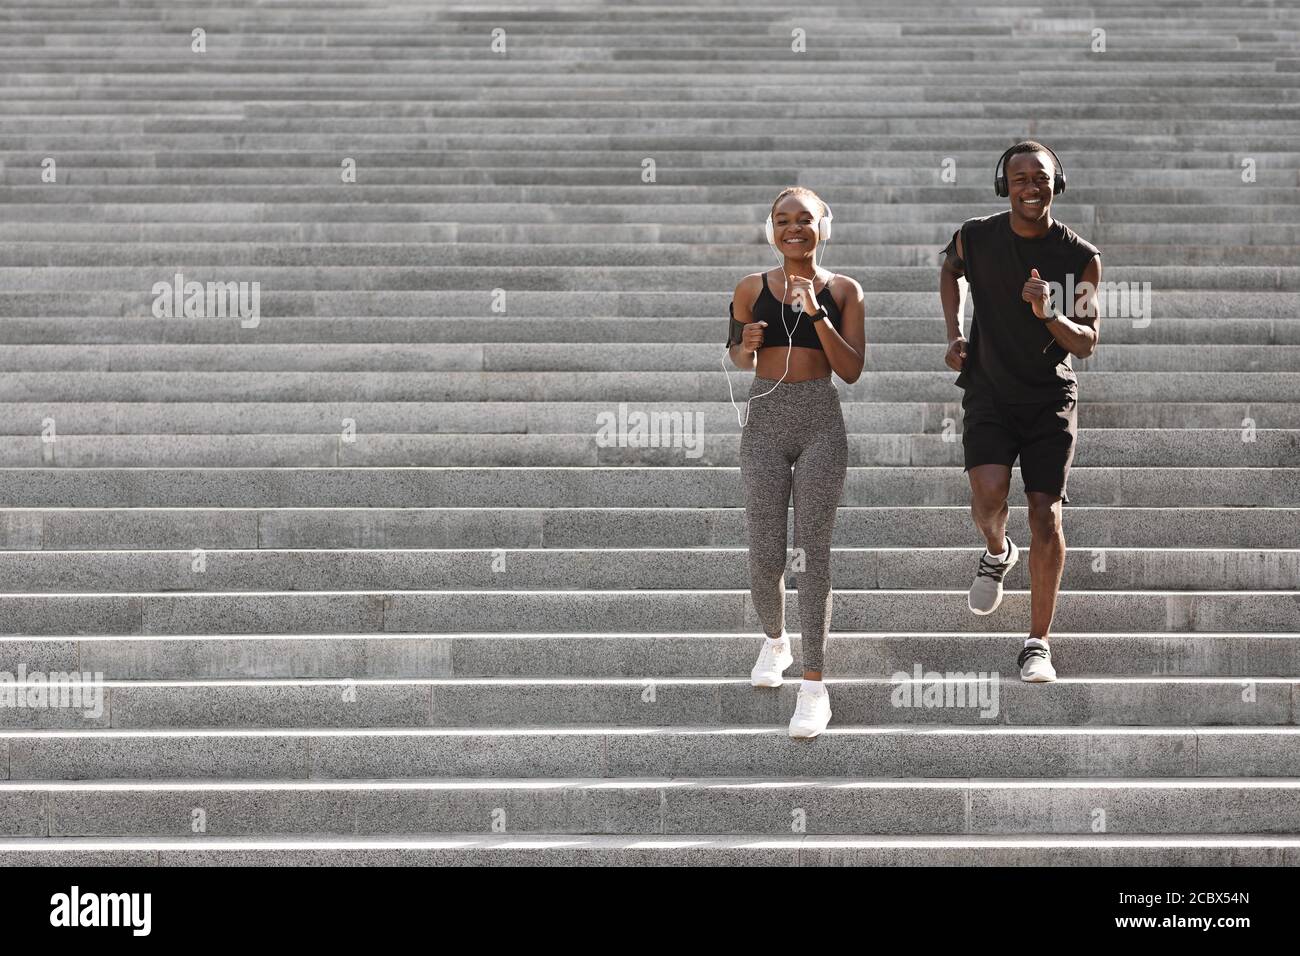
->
xmin=741 ymin=320 xmax=767 ymax=353
xmin=786 ymin=274 xmax=821 ymax=314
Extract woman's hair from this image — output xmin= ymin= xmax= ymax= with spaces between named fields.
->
xmin=770 ymin=186 xmax=828 ymax=220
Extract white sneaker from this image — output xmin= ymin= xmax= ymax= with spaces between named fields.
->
xmin=1018 ymin=639 xmax=1057 ymax=682
xmin=788 ymin=685 xmax=832 ymax=738
xmin=750 ymin=636 xmax=793 ymax=687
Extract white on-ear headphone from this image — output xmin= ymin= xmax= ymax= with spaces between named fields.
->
xmin=723 ymin=201 xmax=834 ymax=428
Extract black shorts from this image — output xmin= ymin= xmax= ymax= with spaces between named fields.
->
xmin=961 ymin=389 xmax=1078 ymax=502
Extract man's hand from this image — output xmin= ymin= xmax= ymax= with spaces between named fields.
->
xmin=1022 ymin=267 xmax=1052 ymax=320
xmin=945 ymin=336 xmax=967 ymax=371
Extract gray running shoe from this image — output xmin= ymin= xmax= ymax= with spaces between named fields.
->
xmin=1018 ymin=639 xmax=1057 ymax=682
xmin=968 ymin=537 xmax=1019 ymax=615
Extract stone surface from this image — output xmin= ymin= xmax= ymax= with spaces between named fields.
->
xmin=0 ymin=0 xmax=1296 ymax=864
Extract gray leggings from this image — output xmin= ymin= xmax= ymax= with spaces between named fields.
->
xmin=739 ymin=374 xmax=848 ymax=673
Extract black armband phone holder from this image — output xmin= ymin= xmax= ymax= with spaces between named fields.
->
xmin=726 ymin=301 xmax=747 ymax=347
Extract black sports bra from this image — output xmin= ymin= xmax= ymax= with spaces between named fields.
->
xmin=746 ymin=272 xmax=843 ymax=351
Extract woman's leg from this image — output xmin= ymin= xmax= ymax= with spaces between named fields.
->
xmin=790 ymin=395 xmax=848 ymax=678
xmin=740 ymin=402 xmax=794 ymax=641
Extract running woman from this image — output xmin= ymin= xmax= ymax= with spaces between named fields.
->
xmin=939 ymin=141 xmax=1102 ymax=682
xmin=727 ymin=187 xmax=865 ymax=738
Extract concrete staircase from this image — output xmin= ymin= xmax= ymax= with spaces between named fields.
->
xmin=0 ymin=0 xmax=1298 ymax=864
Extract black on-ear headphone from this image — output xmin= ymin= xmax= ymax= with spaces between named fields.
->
xmin=994 ymin=144 xmax=1066 ymax=197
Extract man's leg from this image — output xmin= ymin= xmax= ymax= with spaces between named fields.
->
xmin=1025 ymin=492 xmax=1065 ymax=641
xmin=968 ymin=464 xmax=1012 ymax=555
xmin=961 ymin=391 xmax=1021 ymax=616
xmin=1018 ymin=396 xmax=1078 ymax=644
xmin=1016 ymin=397 xmax=1076 ymax=682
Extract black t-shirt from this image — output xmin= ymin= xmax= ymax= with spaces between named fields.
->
xmin=943 ymin=211 xmax=1100 ymax=403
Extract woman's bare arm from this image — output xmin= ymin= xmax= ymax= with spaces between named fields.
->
xmin=814 ymin=275 xmax=866 ymax=383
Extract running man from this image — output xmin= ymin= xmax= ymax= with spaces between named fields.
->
xmin=939 ymin=141 xmax=1102 ymax=682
